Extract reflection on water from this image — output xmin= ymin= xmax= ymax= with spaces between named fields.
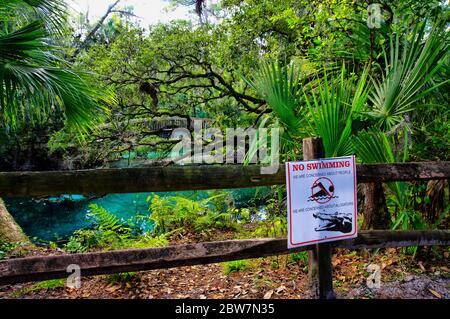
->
xmin=4 ymin=188 xmax=269 ymax=242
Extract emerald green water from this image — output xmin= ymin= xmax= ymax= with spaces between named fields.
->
xmin=4 ymin=188 xmax=268 ymax=242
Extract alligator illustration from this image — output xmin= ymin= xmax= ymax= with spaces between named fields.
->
xmin=313 ymin=211 xmax=352 ymax=233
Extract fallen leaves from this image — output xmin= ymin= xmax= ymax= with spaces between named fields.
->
xmin=106 ymin=285 xmax=120 ymax=293
xmin=276 ymin=285 xmax=287 ymax=293
xmin=418 ymin=261 xmax=427 ymax=272
xmin=1 ymin=240 xmax=449 ymax=300
xmin=263 ymin=290 xmax=274 ymax=299
xmin=428 ymin=289 xmax=442 ymax=299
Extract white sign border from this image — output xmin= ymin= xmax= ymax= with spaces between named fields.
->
xmin=286 ymin=155 xmax=358 ymax=248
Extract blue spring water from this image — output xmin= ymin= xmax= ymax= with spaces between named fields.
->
xmin=4 ymin=188 xmax=268 ymax=242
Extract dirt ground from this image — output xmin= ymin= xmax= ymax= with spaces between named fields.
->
xmin=0 ymin=245 xmax=448 ymax=299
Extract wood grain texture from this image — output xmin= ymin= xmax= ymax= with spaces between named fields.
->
xmin=0 ymin=230 xmax=448 ymax=285
xmin=0 ymin=162 xmax=449 ymax=197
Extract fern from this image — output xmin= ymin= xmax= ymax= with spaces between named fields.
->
xmin=147 ymin=194 xmax=238 ymax=235
xmin=87 ymin=204 xmax=131 ymax=238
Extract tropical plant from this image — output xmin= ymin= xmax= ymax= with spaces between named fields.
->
xmin=246 ymin=62 xmax=305 ymax=139
xmin=222 ymin=259 xmax=249 ymax=275
xmin=0 ymin=0 xmax=113 ymax=131
xmin=248 ymin=19 xmax=448 ymax=231
xmin=368 ymin=21 xmax=449 ymax=130
xmin=64 ymin=204 xmax=167 ymax=253
xmin=304 ymin=66 xmax=370 ymax=157
xmin=253 ymin=216 xmax=287 ymax=238
xmin=353 ymin=128 xmax=426 ymax=230
xmin=247 ymin=61 xmax=370 ymax=157
xmin=87 ymin=204 xmax=131 ymax=237
xmin=147 ymin=193 xmax=241 ymax=235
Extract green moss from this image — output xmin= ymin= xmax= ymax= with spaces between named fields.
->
xmin=32 ymin=279 xmax=66 ymax=291
xmin=11 ymin=279 xmax=65 ymax=297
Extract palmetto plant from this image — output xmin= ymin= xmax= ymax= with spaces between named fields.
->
xmin=0 ymin=0 xmax=113 ymax=131
xmin=368 ymin=21 xmax=449 ymax=130
xmin=249 ymin=21 xmax=448 ymax=153
xmin=248 ymin=20 xmax=448 ymax=230
xmin=304 ymin=66 xmax=370 ymax=157
xmin=244 ymin=62 xmax=307 ymax=161
xmin=247 ymin=61 xmax=370 ymax=158
xmin=353 ymin=128 xmax=427 ymax=231
xmin=246 ymin=62 xmax=305 ymax=140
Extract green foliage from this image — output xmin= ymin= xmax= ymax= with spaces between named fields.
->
xmin=147 ymin=194 xmax=241 ymax=236
xmin=11 ymin=278 xmax=65 ymax=297
xmin=106 ymin=272 xmax=137 ymax=285
xmin=222 ymin=260 xmax=249 ymax=275
xmin=0 ymin=0 xmax=114 ymax=132
xmin=246 ymin=62 xmax=305 ymax=138
xmin=87 ymin=204 xmax=131 ymax=237
xmin=411 ymin=106 xmax=450 ymax=161
xmin=0 ymin=242 xmax=20 ymax=260
xmin=290 ymin=251 xmax=308 ymax=265
xmin=248 ymin=18 xmax=448 ymax=231
xmin=124 ymin=233 xmax=169 ymax=249
xmin=247 ymin=61 xmax=371 ymax=157
xmin=64 ymin=229 xmax=99 ymax=253
xmin=304 ymin=66 xmax=370 ymax=157
xmin=368 ymin=22 xmax=449 ymax=130
xmin=253 ymin=216 xmax=287 ymax=238
xmin=31 ymin=279 xmax=65 ymax=291
xmin=2 ymin=0 xmax=449 ymax=247
xmin=64 ymin=205 xmax=168 ymax=253
xmin=29 ymin=0 xmax=447 ymax=170
xmin=353 ymin=127 xmax=448 ymax=230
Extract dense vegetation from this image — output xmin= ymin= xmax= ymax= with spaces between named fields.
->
xmin=0 ymin=0 xmax=449 ymax=264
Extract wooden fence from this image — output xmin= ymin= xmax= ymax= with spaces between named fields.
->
xmin=0 ymin=138 xmax=449 ymax=298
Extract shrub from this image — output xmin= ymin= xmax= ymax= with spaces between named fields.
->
xmin=253 ymin=216 xmax=287 ymax=238
xmin=222 ymin=260 xmax=249 ymax=275
xmin=106 ymin=272 xmax=137 ymax=285
xmin=64 ymin=205 xmax=168 ymax=253
xmin=290 ymin=251 xmax=308 ymax=264
xmin=147 ymin=194 xmax=240 ymax=235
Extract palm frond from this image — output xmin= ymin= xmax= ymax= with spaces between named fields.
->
xmin=305 ymin=65 xmax=370 ymax=157
xmin=368 ymin=21 xmax=449 ymax=129
xmin=0 ymin=20 xmax=49 ymax=64
xmin=353 ymin=128 xmax=407 ymax=206
xmin=0 ymin=0 xmax=67 ymax=32
xmin=245 ymin=61 xmax=305 ymax=138
xmin=1 ymin=62 xmax=113 ymax=131
xmin=353 ymin=128 xmax=395 ymax=164
xmin=0 ymin=1 xmax=114 ymax=132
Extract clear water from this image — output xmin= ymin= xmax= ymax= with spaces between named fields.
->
xmin=4 ymin=188 xmax=269 ymax=242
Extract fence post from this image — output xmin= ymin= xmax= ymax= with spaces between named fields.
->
xmin=303 ymin=137 xmax=335 ymax=299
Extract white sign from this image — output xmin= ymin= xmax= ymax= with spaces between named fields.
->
xmin=286 ymin=156 xmax=357 ymax=248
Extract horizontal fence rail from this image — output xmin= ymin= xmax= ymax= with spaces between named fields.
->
xmin=0 ymin=230 xmax=449 ymax=285
xmin=0 ymin=162 xmax=449 ymax=197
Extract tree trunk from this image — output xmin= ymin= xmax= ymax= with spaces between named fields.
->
xmin=362 ymin=182 xmax=391 ymax=230
xmin=0 ymin=198 xmax=30 ymax=244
